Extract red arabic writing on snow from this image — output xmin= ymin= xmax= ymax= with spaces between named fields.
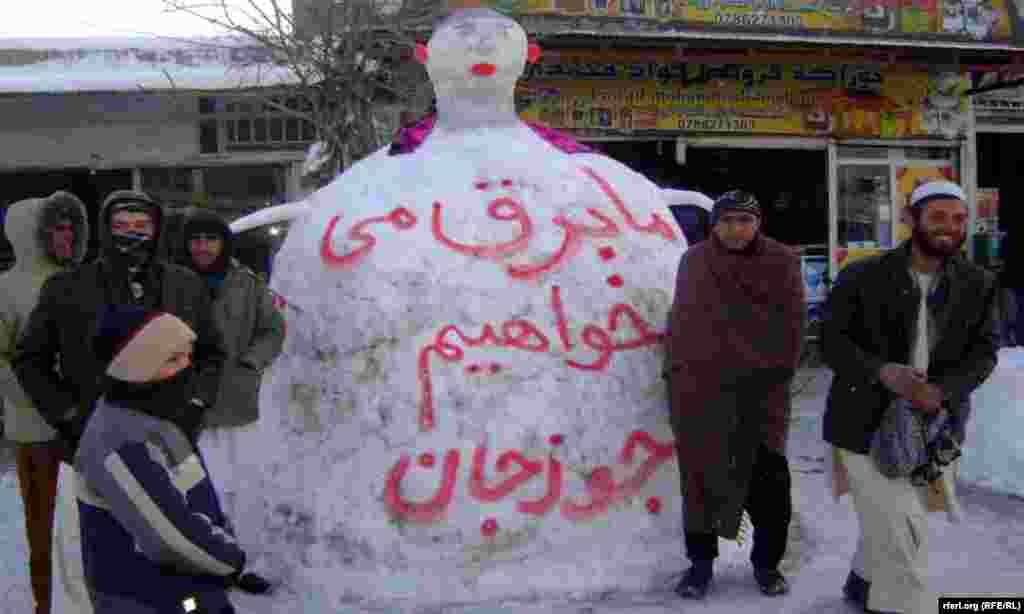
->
xmin=319 ymin=166 xmax=677 ymax=279
xmin=416 ymin=284 xmax=662 ymax=431
xmin=384 ymin=431 xmax=675 ymax=524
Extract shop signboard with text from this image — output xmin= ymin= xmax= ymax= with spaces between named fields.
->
xmin=504 ymin=0 xmax=1014 ymax=42
xmin=520 ymin=63 xmax=969 ymax=138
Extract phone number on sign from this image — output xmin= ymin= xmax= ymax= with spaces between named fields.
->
xmin=681 ymin=117 xmax=756 ymax=131
xmin=713 ymin=12 xmax=803 ymax=27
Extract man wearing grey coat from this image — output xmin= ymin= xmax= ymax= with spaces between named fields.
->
xmin=180 ymin=209 xmax=285 ymax=522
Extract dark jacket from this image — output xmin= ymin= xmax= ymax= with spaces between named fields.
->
xmin=75 ymin=395 xmax=244 ymax=614
xmin=822 ymin=242 xmax=998 ymax=454
xmin=202 ymin=262 xmax=284 ymax=427
xmin=12 ymin=191 xmax=225 ymax=448
xmin=666 ymin=234 xmax=805 ymax=537
xmin=180 ymin=210 xmax=284 ymax=428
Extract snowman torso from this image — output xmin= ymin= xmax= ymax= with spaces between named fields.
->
xmin=239 ymin=123 xmax=691 ymax=607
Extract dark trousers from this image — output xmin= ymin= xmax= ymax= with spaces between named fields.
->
xmin=685 ymin=444 xmax=793 ymax=570
xmin=15 ymin=441 xmax=63 ymax=614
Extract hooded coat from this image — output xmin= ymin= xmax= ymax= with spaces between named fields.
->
xmin=665 ymin=234 xmax=805 ymax=537
xmin=181 ymin=210 xmax=284 ymax=427
xmin=1 ymin=192 xmax=88 ymax=442
xmin=12 ymin=190 xmax=226 ymax=447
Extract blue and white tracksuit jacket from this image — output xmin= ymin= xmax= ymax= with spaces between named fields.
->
xmin=73 ymin=398 xmax=246 ymax=614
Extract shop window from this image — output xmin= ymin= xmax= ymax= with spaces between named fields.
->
xmin=206 ymin=94 xmax=317 ymax=152
xmin=198 ymin=96 xmax=217 ymax=114
xmin=237 ymin=119 xmax=252 ymax=143
xmin=203 ymin=165 xmax=284 ymax=210
xmin=837 ymin=165 xmax=891 ymax=250
xmin=199 ymin=119 xmax=219 ymax=154
xmin=141 ymin=167 xmax=195 ymax=208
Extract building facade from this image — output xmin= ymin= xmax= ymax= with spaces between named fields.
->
xmin=0 ymin=38 xmax=312 ymax=270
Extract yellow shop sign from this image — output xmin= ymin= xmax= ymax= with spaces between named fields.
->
xmin=520 ymin=64 xmax=968 ymax=138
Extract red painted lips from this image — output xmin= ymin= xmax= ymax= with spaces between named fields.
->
xmin=471 ymin=63 xmax=497 ymax=76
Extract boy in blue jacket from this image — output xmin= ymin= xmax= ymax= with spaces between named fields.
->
xmin=75 ymin=305 xmax=271 ymax=614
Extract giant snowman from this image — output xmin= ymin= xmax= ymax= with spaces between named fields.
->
xmin=227 ymin=8 xmax=713 ymax=611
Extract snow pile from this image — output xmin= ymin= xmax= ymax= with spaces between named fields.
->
xmin=959 ymin=347 xmax=1024 ymax=498
xmin=222 ymin=9 xmax=698 ymax=611
xmin=0 ymin=472 xmax=31 ymax=611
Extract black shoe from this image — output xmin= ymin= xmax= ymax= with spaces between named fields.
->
xmin=842 ymin=570 xmax=870 ymax=609
xmin=753 ymin=568 xmax=789 ymax=596
xmin=675 ymin=565 xmax=713 ymax=600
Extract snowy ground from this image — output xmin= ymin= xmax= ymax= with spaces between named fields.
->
xmin=1 ymin=369 xmax=1021 ymax=614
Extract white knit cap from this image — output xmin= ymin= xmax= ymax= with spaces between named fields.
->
xmin=105 ymin=313 xmax=196 ymax=383
xmin=909 ymin=180 xmax=966 ymax=211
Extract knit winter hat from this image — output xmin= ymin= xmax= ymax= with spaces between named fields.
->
xmin=909 ymin=180 xmax=966 ymax=212
xmin=182 ymin=209 xmax=233 ymax=272
xmin=711 ymin=190 xmax=762 ymax=225
xmin=94 ymin=304 xmax=196 ymax=383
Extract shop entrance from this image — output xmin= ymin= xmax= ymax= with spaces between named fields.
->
xmin=977 ymin=132 xmax=1023 ymax=270
xmin=596 ymin=140 xmax=829 ymax=248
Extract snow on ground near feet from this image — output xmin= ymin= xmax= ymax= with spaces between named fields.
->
xmin=1 ymin=371 xmax=1021 ymax=613
xmin=960 ymin=347 xmax=1024 ymax=498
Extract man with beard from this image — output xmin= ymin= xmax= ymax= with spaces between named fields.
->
xmin=13 ymin=190 xmax=226 ymax=613
xmin=822 ymin=180 xmax=997 ymax=614
xmin=666 ymin=190 xmax=806 ymax=600
xmin=1 ymin=192 xmax=88 ymax=614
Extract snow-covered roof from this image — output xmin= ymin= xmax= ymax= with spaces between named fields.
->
xmin=0 ymin=36 xmax=300 ymax=94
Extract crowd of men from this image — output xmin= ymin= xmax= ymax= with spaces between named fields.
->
xmin=0 ymin=179 xmax=997 ymax=614
xmin=1 ymin=190 xmax=283 ymax=614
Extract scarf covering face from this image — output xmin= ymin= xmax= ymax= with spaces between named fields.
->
xmin=102 ymin=367 xmax=200 ymax=436
xmin=99 ymin=190 xmax=164 ymax=274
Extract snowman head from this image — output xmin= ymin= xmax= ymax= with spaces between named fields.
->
xmin=419 ymin=9 xmax=540 ymax=99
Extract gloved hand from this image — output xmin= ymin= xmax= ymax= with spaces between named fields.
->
xmin=230 ymin=570 xmax=274 ymax=595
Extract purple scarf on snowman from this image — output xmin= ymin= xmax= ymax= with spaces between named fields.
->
xmin=388 ymin=114 xmax=594 ymax=156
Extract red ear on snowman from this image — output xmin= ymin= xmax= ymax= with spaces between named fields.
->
xmin=415 ymin=43 xmax=429 ymax=64
xmin=527 ymin=42 xmax=542 ymax=64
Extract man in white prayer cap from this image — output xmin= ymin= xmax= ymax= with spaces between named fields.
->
xmin=821 ymin=180 xmax=998 ymax=614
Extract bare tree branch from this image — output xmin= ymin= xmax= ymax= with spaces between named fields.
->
xmin=162 ymin=0 xmax=439 ymax=179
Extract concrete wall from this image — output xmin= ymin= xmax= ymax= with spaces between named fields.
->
xmin=0 ymin=92 xmax=199 ymax=170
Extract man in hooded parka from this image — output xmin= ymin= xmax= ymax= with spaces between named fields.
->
xmin=0 ymin=191 xmax=89 ymax=614
xmin=13 ymin=189 xmax=226 ymax=614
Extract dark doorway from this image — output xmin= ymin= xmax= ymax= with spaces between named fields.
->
xmin=0 ymin=168 xmax=132 ymax=267
xmin=977 ymin=133 xmax=1023 ymax=271
xmin=595 ymin=141 xmax=829 ymax=248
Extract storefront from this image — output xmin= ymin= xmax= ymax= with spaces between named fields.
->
xmin=971 ymin=71 xmax=1024 ymax=272
xmin=497 ymin=0 xmax=1024 ymax=332
xmin=519 ymin=51 xmax=969 ymax=332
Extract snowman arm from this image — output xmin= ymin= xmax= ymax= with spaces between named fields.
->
xmin=228 ymin=200 xmax=311 ymax=234
xmin=660 ymin=188 xmax=714 ymax=212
